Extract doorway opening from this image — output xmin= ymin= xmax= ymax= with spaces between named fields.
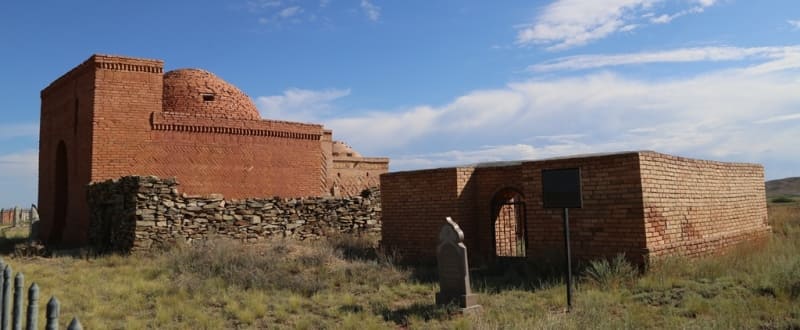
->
xmin=491 ymin=188 xmax=527 ymax=258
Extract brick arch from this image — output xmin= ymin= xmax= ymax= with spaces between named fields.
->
xmin=491 ymin=187 xmax=527 ymax=258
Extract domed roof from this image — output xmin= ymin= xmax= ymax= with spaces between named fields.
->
xmin=163 ymin=69 xmax=260 ymax=120
xmin=332 ymin=141 xmax=362 ymax=158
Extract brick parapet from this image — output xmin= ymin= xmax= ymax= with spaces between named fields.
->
xmin=152 ymin=112 xmax=323 ymax=140
xmin=42 ymin=54 xmax=163 ymax=97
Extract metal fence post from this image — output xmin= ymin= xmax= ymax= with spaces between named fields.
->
xmin=25 ymin=284 xmax=37 ymax=330
xmin=2 ymin=265 xmax=12 ymax=330
xmin=46 ymin=297 xmax=59 ymax=330
xmin=11 ymin=273 xmax=22 ymax=330
xmin=66 ymin=317 xmax=81 ymax=330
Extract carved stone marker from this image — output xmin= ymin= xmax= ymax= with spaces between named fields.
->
xmin=28 ymin=205 xmax=40 ymax=243
xmin=435 ymin=217 xmax=481 ymax=313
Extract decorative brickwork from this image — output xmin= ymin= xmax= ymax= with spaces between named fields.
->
xmin=380 ymin=151 xmax=770 ymax=265
xmin=87 ymin=176 xmax=381 ymax=254
xmin=38 ymin=54 xmax=388 ymax=246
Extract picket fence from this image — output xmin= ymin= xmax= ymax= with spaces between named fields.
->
xmin=0 ymin=258 xmax=81 ymax=330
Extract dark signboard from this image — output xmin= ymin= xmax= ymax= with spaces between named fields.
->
xmin=542 ymin=168 xmax=582 ymax=209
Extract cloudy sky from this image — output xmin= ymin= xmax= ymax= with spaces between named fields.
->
xmin=1 ymin=0 xmax=799 ymax=206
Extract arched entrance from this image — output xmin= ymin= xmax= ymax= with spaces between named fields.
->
xmin=51 ymin=140 xmax=68 ymax=243
xmin=491 ymin=188 xmax=527 ymax=258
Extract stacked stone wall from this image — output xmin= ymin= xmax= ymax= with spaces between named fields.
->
xmin=87 ymin=176 xmax=381 ymax=254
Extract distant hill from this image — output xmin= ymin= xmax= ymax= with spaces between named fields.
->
xmin=766 ymin=177 xmax=800 ymax=197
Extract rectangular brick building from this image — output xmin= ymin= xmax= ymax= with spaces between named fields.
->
xmin=380 ymin=151 xmax=770 ymax=264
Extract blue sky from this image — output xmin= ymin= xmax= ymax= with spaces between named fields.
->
xmin=1 ymin=0 xmax=799 ymax=207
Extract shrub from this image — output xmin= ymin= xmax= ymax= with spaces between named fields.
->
xmin=771 ymin=196 xmax=795 ymax=203
xmin=583 ymin=254 xmax=639 ymax=290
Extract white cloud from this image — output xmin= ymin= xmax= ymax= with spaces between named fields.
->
xmin=360 ymin=0 xmax=380 ymax=22
xmin=0 ymin=150 xmax=38 ymax=178
xmin=319 ymin=48 xmax=800 ymax=178
xmin=0 ymin=150 xmax=38 ymax=207
xmin=649 ymin=0 xmax=715 ymax=24
xmin=789 ymin=20 xmax=800 ymax=30
xmin=650 ymin=13 xmax=677 ymax=24
xmin=255 ymin=88 xmax=351 ymax=123
xmin=247 ymin=0 xmax=282 ymax=12
xmin=279 ymin=6 xmax=302 ymax=18
xmin=530 ymin=46 xmax=800 ymax=72
xmin=755 ymin=113 xmax=800 ymax=124
xmin=0 ymin=123 xmax=38 ymax=139
xmin=516 ymin=0 xmax=719 ymax=50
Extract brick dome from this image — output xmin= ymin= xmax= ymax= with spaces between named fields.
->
xmin=332 ymin=141 xmax=362 ymax=157
xmin=163 ymin=69 xmax=260 ymax=120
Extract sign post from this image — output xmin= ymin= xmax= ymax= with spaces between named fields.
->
xmin=542 ymin=168 xmax=582 ymax=312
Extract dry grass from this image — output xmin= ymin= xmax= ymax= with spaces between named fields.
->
xmin=0 ymin=203 xmax=797 ymax=329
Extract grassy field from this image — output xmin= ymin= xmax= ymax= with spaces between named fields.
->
xmin=1 ymin=202 xmax=798 ymax=329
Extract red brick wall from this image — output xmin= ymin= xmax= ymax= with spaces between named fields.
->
xmin=146 ymin=113 xmax=324 ymax=198
xmin=0 ymin=210 xmax=12 ymax=225
xmin=39 ymin=56 xmax=96 ymax=244
xmin=382 ymin=153 xmax=648 ymax=264
xmin=380 ymin=168 xmax=462 ymax=262
xmin=639 ymin=152 xmax=770 ymax=259
xmin=88 ymin=55 xmax=326 ymax=198
xmin=329 ymin=158 xmax=389 ymax=197
xmin=470 ymin=154 xmax=647 ymax=264
xmin=381 ymin=151 xmax=770 ymax=265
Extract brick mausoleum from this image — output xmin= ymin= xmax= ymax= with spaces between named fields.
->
xmin=380 ymin=151 xmax=770 ymax=264
xmin=39 ymin=54 xmax=388 ymax=245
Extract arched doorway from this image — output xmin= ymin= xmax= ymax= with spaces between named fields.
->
xmin=491 ymin=188 xmax=527 ymax=258
xmin=51 ymin=140 xmax=68 ymax=243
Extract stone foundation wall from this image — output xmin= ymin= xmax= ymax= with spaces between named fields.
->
xmin=87 ymin=176 xmax=381 ymax=253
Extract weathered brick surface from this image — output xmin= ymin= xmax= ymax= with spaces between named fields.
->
xmin=381 ymin=151 xmax=769 ymax=265
xmin=639 ymin=152 xmax=770 ymax=258
xmin=87 ymin=176 xmax=381 ymax=254
xmin=38 ymin=54 xmax=388 ymax=245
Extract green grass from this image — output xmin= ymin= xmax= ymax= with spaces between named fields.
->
xmin=2 ymin=203 xmax=799 ymax=329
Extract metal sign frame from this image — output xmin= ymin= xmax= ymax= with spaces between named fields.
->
xmin=541 ymin=167 xmax=583 ymax=312
xmin=542 ymin=168 xmax=583 ymax=209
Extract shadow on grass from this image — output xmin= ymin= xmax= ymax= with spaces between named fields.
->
xmin=0 ymin=237 xmax=27 ymax=255
xmin=471 ymin=257 xmax=567 ymax=293
xmin=397 ymin=256 xmax=569 ymax=292
xmin=380 ymin=302 xmax=453 ymax=326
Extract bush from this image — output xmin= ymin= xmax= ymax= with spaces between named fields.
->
xmin=771 ymin=196 xmax=795 ymax=203
xmin=583 ymin=254 xmax=639 ymax=290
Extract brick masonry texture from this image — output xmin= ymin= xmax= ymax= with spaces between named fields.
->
xmin=38 ymin=54 xmax=388 ymax=245
xmin=380 ymin=151 xmax=770 ymax=265
xmin=87 ymin=176 xmax=381 ymax=253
